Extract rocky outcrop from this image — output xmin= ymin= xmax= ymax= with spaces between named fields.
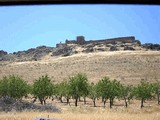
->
xmin=14 ymin=45 xmax=54 ymax=60
xmin=124 ymin=46 xmax=135 ymax=51
xmin=52 ymin=46 xmax=77 ymax=57
xmin=82 ymin=47 xmax=94 ymax=53
xmin=142 ymin=43 xmax=160 ymax=50
xmin=0 ymin=96 xmax=60 ymax=112
xmin=0 ymin=54 xmax=15 ymax=61
xmin=0 ymin=50 xmax=7 ymax=57
xmin=0 ymin=46 xmax=55 ymax=62
xmin=110 ymin=46 xmax=118 ymax=51
xmin=0 ymin=36 xmax=159 ymax=62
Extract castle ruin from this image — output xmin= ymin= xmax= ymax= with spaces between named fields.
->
xmin=56 ymin=36 xmax=141 ymax=48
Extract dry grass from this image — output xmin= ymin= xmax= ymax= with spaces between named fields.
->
xmin=0 ymin=104 xmax=159 ymax=120
xmin=0 ymin=51 xmax=160 ymax=84
xmin=0 ymin=112 xmax=159 ymax=120
xmin=0 ymin=93 xmax=160 ymax=120
xmin=0 ymin=51 xmax=160 ymax=120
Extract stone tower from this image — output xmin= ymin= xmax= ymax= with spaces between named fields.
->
xmin=76 ymin=36 xmax=85 ymax=45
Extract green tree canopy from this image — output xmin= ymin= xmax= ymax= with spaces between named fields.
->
xmin=32 ymin=75 xmax=54 ymax=105
xmin=88 ymin=82 xmax=99 ymax=107
xmin=55 ymin=80 xmax=71 ymax=104
xmin=0 ymin=75 xmax=29 ymax=101
xmin=96 ymin=77 xmax=121 ymax=108
xmin=69 ymin=73 xmax=89 ymax=106
xmin=118 ymin=84 xmax=134 ymax=107
xmin=151 ymin=80 xmax=160 ymax=105
xmin=133 ymin=80 xmax=154 ymax=108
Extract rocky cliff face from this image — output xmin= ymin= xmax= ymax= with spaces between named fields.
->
xmin=0 ymin=46 xmax=55 ymax=62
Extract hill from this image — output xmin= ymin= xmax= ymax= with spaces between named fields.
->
xmin=0 ymin=36 xmax=160 ymax=84
xmin=0 ymin=51 xmax=160 ymax=85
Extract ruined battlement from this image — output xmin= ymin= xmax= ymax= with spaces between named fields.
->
xmin=61 ymin=36 xmax=141 ymax=46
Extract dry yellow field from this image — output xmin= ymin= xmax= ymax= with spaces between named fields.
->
xmin=0 ymin=51 xmax=160 ymax=85
xmin=0 ymin=99 xmax=160 ymax=120
xmin=0 ymin=51 xmax=160 ymax=120
xmin=0 ymin=106 xmax=159 ymax=120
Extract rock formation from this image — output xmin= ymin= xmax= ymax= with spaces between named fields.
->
xmin=0 ymin=96 xmax=60 ymax=112
xmin=0 ymin=50 xmax=7 ymax=57
xmin=0 ymin=36 xmax=159 ymax=62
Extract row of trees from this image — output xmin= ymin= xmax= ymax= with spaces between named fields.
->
xmin=0 ymin=74 xmax=159 ymax=108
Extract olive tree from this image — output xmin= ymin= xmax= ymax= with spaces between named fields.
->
xmin=55 ymin=80 xmax=71 ymax=105
xmin=96 ymin=77 xmax=110 ymax=108
xmin=119 ymin=84 xmax=134 ymax=108
xmin=133 ymin=80 xmax=154 ymax=108
xmin=88 ymin=82 xmax=99 ymax=107
xmin=96 ymin=77 xmax=120 ymax=108
xmin=69 ymin=73 xmax=89 ymax=107
xmin=0 ymin=75 xmax=29 ymax=101
xmin=152 ymin=80 xmax=160 ymax=105
xmin=107 ymin=79 xmax=121 ymax=108
xmin=32 ymin=75 xmax=54 ymax=105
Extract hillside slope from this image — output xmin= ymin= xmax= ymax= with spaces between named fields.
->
xmin=0 ymin=51 xmax=160 ymax=85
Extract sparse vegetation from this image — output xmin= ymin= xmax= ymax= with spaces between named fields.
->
xmin=0 ymin=74 xmax=159 ymax=110
xmin=0 ymin=51 xmax=160 ymax=120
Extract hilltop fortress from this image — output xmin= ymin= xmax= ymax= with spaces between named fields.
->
xmin=52 ymin=36 xmax=145 ymax=57
xmin=56 ymin=36 xmax=141 ymax=47
xmin=0 ymin=36 xmax=160 ymax=62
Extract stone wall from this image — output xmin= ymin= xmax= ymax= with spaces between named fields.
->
xmin=65 ymin=40 xmax=77 ymax=44
xmin=64 ymin=36 xmax=141 ymax=46
xmin=56 ymin=43 xmax=66 ymax=48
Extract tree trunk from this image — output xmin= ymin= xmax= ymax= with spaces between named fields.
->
xmin=93 ymin=98 xmax=96 ymax=107
xmin=157 ymin=89 xmax=160 ymax=105
xmin=103 ymin=99 xmax=106 ymax=108
xmin=67 ymin=97 xmax=70 ymax=106
xmin=44 ymin=99 xmax=46 ymax=105
xmin=75 ymin=98 xmax=78 ymax=107
xmin=111 ymin=98 xmax=114 ymax=105
xmin=109 ymin=98 xmax=112 ymax=109
xmin=158 ymin=94 xmax=160 ymax=105
xmin=141 ymin=98 xmax=144 ymax=108
xmin=40 ymin=99 xmax=43 ymax=105
xmin=124 ymin=97 xmax=128 ymax=108
xmin=59 ymin=96 xmax=63 ymax=103
xmin=84 ymin=97 xmax=86 ymax=104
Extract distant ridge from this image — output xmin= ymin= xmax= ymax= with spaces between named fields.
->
xmin=0 ymin=36 xmax=160 ymax=62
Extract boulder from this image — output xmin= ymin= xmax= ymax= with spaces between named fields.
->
xmin=0 ymin=50 xmax=7 ymax=57
xmin=110 ymin=46 xmax=118 ymax=51
xmin=124 ymin=46 xmax=135 ymax=51
xmin=82 ymin=47 xmax=94 ymax=53
xmin=96 ymin=48 xmax=105 ymax=51
xmin=52 ymin=46 xmax=74 ymax=56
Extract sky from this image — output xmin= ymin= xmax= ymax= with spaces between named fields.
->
xmin=0 ymin=4 xmax=160 ymax=53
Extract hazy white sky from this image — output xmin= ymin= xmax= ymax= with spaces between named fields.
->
xmin=0 ymin=4 xmax=160 ymax=53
